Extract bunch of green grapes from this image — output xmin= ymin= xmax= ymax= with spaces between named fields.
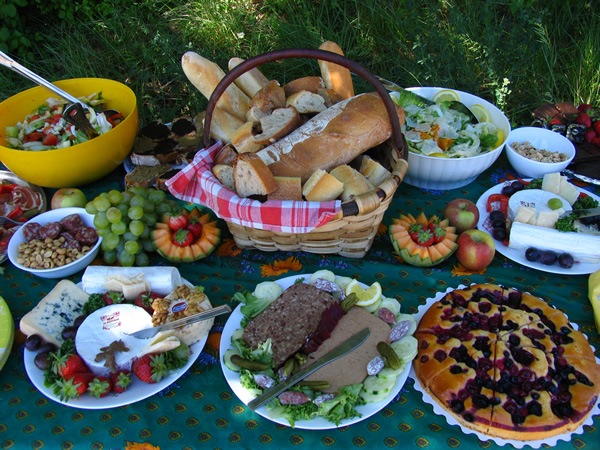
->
xmin=85 ymin=187 xmax=178 ymax=266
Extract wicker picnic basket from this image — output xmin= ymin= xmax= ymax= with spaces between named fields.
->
xmin=202 ymin=48 xmax=408 ymax=258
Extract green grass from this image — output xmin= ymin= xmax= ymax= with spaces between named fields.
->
xmin=1 ymin=0 xmax=599 ymax=126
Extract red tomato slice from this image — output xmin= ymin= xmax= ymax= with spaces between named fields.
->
xmin=42 ymin=133 xmax=59 ymax=146
xmin=24 ymin=132 xmax=44 ymax=142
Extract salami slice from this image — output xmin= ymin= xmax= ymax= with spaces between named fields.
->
xmin=60 ymin=214 xmax=85 ymax=232
xmin=60 ymin=231 xmax=81 ymax=250
xmin=74 ymin=226 xmax=98 ymax=246
xmin=38 ymin=222 xmax=63 ymax=240
xmin=21 ymin=222 xmax=42 ymax=241
xmin=278 ymin=391 xmax=310 ymax=405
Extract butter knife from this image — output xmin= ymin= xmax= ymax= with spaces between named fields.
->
xmin=248 ymin=327 xmax=371 ymax=411
xmin=128 ymin=304 xmax=231 ymax=339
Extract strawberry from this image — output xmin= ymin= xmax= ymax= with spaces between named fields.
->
xmin=87 ymin=376 xmax=113 ymax=398
xmin=408 ymin=223 xmax=422 ymax=242
xmin=578 ymin=103 xmax=592 ymax=113
xmin=584 ymin=129 xmax=597 ymax=144
xmin=416 ymin=228 xmax=434 ymax=246
xmin=111 ymin=370 xmax=132 ymax=393
xmin=593 ymin=121 xmax=600 ymax=135
xmin=186 ymin=218 xmax=203 ymax=240
xmin=431 ymin=224 xmax=447 ymax=244
xmin=54 ymin=372 xmax=94 ymax=401
xmin=103 ymin=291 xmax=125 ymax=305
xmin=168 ymin=212 xmax=189 ymax=231
xmin=591 ymin=136 xmax=600 ymax=147
xmin=548 ymin=117 xmax=563 ymax=126
xmin=574 ymin=112 xmax=592 ymax=128
xmin=132 ymin=353 xmax=168 ymax=384
xmin=53 ymin=353 xmax=89 ymax=380
xmin=172 ymin=228 xmax=194 ymax=247
xmin=135 ymin=291 xmax=160 ymax=315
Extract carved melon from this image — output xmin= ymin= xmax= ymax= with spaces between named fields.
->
xmin=389 ymin=212 xmax=458 ymax=267
xmin=152 ymin=206 xmax=221 ymax=262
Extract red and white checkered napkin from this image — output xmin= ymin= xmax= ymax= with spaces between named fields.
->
xmin=166 ymin=141 xmax=341 ymax=233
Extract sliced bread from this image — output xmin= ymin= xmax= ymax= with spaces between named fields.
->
xmin=268 ymin=176 xmax=303 ymax=201
xmin=330 ymin=164 xmax=374 ymax=202
xmin=302 ymin=169 xmax=344 ymax=201
xmin=246 ymin=80 xmax=286 ymax=123
xmin=283 ymin=76 xmax=325 ymax=97
xmin=233 ymin=153 xmax=278 ymax=197
xmin=208 ymin=107 xmax=245 ymax=144
xmin=252 ymin=107 xmax=300 ymax=145
xmin=212 ymin=164 xmax=235 ymax=191
xmin=286 ymin=90 xmax=327 ymax=115
xmin=231 ymin=121 xmax=264 ymax=154
xmin=359 ymin=155 xmax=392 ymax=187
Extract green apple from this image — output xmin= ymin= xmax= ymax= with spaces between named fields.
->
xmin=51 ymin=188 xmax=88 ymax=209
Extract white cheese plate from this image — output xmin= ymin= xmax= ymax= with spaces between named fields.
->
xmin=476 ymin=181 xmax=600 ymax=275
xmin=220 ymin=273 xmax=412 ymax=430
xmin=23 ymin=278 xmax=209 ymax=409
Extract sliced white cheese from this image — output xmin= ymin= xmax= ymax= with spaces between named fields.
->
xmin=537 ymin=210 xmax=560 ymax=228
xmin=508 ymin=221 xmax=600 ymax=263
xmin=541 ymin=172 xmax=561 ymax=194
xmin=558 ymin=178 xmax=580 ymax=205
xmin=514 ymin=206 xmax=536 ymax=224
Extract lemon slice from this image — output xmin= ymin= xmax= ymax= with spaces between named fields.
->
xmin=345 ymin=280 xmax=383 ymax=307
xmin=470 ymin=104 xmax=491 ymax=123
xmin=494 ymin=128 xmax=505 ymax=147
xmin=432 ymin=89 xmax=460 ymax=103
xmin=429 ymin=152 xmax=449 ymax=158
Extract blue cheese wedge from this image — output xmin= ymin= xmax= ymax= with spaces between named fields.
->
xmin=19 ymin=280 xmax=89 ymax=347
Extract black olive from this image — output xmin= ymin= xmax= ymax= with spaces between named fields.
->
xmin=25 ymin=334 xmax=42 ymax=351
xmin=73 ymin=315 xmax=87 ymax=328
xmin=501 ymin=185 xmax=515 ymax=196
xmin=61 ymin=326 xmax=78 ymax=341
xmin=558 ymin=253 xmax=574 ymax=269
xmin=492 ymin=228 xmax=507 ymax=241
xmin=489 ymin=210 xmax=505 ymax=221
xmin=525 ymin=247 xmax=541 ymax=262
xmin=37 ymin=342 xmax=58 ymax=354
xmin=34 ymin=352 xmax=53 ymax=371
xmin=492 ymin=219 xmax=506 ymax=229
xmin=511 ymin=180 xmax=525 ymax=192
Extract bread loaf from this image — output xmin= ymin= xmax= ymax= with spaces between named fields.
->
xmin=302 ymin=169 xmax=344 ymax=201
xmin=233 ymin=153 xmax=278 ymax=197
xmin=268 ymin=176 xmax=303 ymax=201
xmin=228 ymin=57 xmax=270 ymax=98
xmin=255 ymin=93 xmax=405 ymax=182
xmin=182 ymin=51 xmax=250 ymax=121
xmin=318 ymin=41 xmax=355 ymax=100
xmin=330 ymin=165 xmax=374 ymax=202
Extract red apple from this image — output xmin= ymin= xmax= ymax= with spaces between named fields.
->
xmin=456 ymin=229 xmax=495 ymax=271
xmin=443 ymin=198 xmax=480 ymax=234
xmin=51 ymin=188 xmax=88 ymax=209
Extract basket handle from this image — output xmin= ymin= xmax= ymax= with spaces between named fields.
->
xmin=203 ymin=48 xmax=409 ymax=216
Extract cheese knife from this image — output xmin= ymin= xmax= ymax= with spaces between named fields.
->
xmin=128 ymin=304 xmax=231 ymax=339
xmin=248 ymin=327 xmax=371 ymax=411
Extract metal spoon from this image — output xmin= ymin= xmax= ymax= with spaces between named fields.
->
xmin=0 ymin=50 xmax=117 ymax=138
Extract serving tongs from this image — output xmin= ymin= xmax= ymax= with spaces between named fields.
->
xmin=0 ymin=50 xmax=116 ymax=139
xmin=375 ymin=75 xmax=479 ymax=123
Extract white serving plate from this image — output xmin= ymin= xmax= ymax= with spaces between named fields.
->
xmin=220 ymin=273 xmax=412 ymax=430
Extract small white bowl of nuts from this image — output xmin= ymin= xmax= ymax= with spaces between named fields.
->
xmin=505 ymin=126 xmax=576 ymax=179
xmin=7 ymin=207 xmax=101 ymax=278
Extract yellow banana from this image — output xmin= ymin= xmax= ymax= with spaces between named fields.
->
xmin=588 ymin=270 xmax=600 ymax=333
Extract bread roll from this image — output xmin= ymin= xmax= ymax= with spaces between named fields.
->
xmin=228 ymin=57 xmax=270 ymax=98
xmin=302 ymin=169 xmax=344 ymax=201
xmin=268 ymin=176 xmax=303 ymax=201
xmin=181 ymin=51 xmax=250 ymax=121
xmin=318 ymin=41 xmax=355 ymax=100
xmin=255 ymin=93 xmax=405 ymax=183
xmin=233 ymin=153 xmax=277 ymax=197
xmin=330 ymin=165 xmax=374 ymax=202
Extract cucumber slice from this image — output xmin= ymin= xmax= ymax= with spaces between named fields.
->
xmin=309 ymin=270 xmax=336 ymax=283
xmin=395 ymin=314 xmax=417 ymax=336
xmin=335 ymin=276 xmax=353 ymax=291
xmin=390 ymin=335 xmax=418 ymax=363
xmin=253 ymin=281 xmax=283 ymax=302
xmin=231 ymin=328 xmax=244 ymax=342
xmin=223 ymin=348 xmax=242 ymax=372
xmin=360 ymin=374 xmax=395 ymax=403
xmin=378 ymin=297 xmax=401 ymax=316
xmin=376 ymin=366 xmax=403 ymax=381
xmin=363 ymin=297 xmax=382 ymax=313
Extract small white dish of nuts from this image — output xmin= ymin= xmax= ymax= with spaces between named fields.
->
xmin=7 ymin=207 xmax=101 ymax=278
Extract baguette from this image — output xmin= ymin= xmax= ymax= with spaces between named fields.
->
xmin=233 ymin=153 xmax=278 ymax=197
xmin=255 ymin=93 xmax=405 ymax=182
xmin=283 ymin=76 xmax=325 ymax=96
xmin=212 ymin=164 xmax=235 ymax=190
xmin=359 ymin=155 xmax=392 ymax=187
xmin=286 ymin=90 xmax=327 ymax=114
xmin=208 ymin=107 xmax=245 ymax=144
xmin=318 ymin=41 xmax=355 ymax=100
xmin=246 ymin=80 xmax=286 ymax=123
xmin=228 ymin=57 xmax=270 ymax=98
xmin=231 ymin=121 xmax=264 ymax=153
xmin=253 ymin=106 xmax=300 ymax=145
xmin=182 ymin=51 xmax=250 ymax=121
xmin=302 ymin=169 xmax=344 ymax=201
xmin=268 ymin=176 xmax=303 ymax=201
xmin=330 ymin=164 xmax=374 ymax=202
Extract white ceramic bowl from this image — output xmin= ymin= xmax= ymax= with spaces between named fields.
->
xmin=505 ymin=126 xmax=575 ymax=178
xmin=398 ymin=87 xmax=511 ymax=190
xmin=7 ymin=207 xmax=101 ymax=278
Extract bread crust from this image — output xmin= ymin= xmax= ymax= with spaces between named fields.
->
xmin=228 ymin=57 xmax=269 ymax=98
xmin=318 ymin=41 xmax=355 ymax=100
xmin=255 ymin=93 xmax=405 ymax=183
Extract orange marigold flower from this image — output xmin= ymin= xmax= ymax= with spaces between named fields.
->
xmin=377 ymin=222 xmax=387 ymax=237
xmin=216 ymin=238 xmax=242 ymax=257
xmin=261 ymin=256 xmax=302 ymax=277
xmin=451 ymin=262 xmax=486 ymax=276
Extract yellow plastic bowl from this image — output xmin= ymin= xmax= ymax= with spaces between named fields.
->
xmin=0 ymin=78 xmax=138 ymax=188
